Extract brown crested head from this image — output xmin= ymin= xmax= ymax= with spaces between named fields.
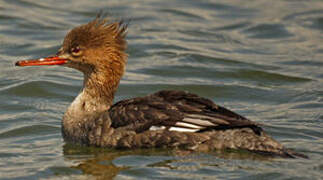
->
xmin=15 ymin=16 xmax=129 ymax=105
xmin=59 ymin=17 xmax=128 ymax=73
xmin=16 ymin=16 xmax=128 ymax=75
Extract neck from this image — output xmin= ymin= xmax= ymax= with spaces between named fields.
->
xmin=62 ymin=61 xmax=125 ymax=142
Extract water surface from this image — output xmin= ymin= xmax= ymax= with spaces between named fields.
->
xmin=0 ymin=0 xmax=322 ymax=179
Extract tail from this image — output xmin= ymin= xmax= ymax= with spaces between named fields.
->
xmin=280 ymin=148 xmax=308 ymax=159
xmin=254 ymin=148 xmax=308 ymax=158
xmin=204 ymin=128 xmax=308 ymax=158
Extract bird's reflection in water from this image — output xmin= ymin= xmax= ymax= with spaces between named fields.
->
xmin=62 ymin=143 xmax=275 ymax=179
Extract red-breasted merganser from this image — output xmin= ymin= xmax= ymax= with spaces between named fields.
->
xmin=15 ymin=17 xmax=306 ymax=158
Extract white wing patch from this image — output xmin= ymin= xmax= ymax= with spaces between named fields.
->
xmin=149 ymin=125 xmax=199 ymax=132
xmin=149 ymin=114 xmax=225 ymax=133
xmin=182 ymin=117 xmax=215 ymax=127
xmin=169 ymin=127 xmax=198 ymax=132
xmin=185 ymin=114 xmax=229 ymax=125
xmin=149 ymin=126 xmax=166 ymax=131
xmin=175 ymin=122 xmax=203 ymax=129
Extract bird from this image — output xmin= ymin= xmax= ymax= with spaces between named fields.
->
xmin=15 ymin=16 xmax=306 ymax=158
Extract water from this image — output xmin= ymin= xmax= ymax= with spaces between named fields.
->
xmin=0 ymin=0 xmax=322 ymax=179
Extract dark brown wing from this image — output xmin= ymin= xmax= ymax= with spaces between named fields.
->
xmin=109 ymin=90 xmax=262 ymax=134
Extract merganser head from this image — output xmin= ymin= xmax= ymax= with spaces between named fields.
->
xmin=16 ymin=17 xmax=128 ymax=106
xmin=15 ymin=17 xmax=128 ymax=74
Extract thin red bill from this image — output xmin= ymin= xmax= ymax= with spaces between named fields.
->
xmin=15 ymin=56 xmax=68 ymax=66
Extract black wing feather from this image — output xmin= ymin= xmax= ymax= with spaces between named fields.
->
xmin=109 ymin=90 xmax=261 ymax=134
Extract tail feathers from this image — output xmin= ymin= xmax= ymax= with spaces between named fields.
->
xmin=251 ymin=148 xmax=308 ymax=159
xmin=247 ymin=149 xmax=308 ymax=159
xmin=204 ymin=128 xmax=308 ymax=159
xmin=282 ymin=149 xmax=308 ymax=159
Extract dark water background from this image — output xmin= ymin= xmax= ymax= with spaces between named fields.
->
xmin=0 ymin=0 xmax=322 ymax=179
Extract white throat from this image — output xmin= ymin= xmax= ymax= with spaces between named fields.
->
xmin=63 ymin=90 xmax=110 ymax=124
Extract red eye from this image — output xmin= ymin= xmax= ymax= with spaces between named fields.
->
xmin=71 ymin=47 xmax=81 ymax=54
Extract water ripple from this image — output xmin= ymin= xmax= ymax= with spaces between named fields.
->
xmin=2 ymin=80 xmax=77 ymax=98
xmin=0 ymin=0 xmax=322 ymax=179
xmin=243 ymin=24 xmax=293 ymax=39
xmin=0 ymin=125 xmax=59 ymax=139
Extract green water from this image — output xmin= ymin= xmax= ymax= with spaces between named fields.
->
xmin=0 ymin=0 xmax=322 ymax=179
